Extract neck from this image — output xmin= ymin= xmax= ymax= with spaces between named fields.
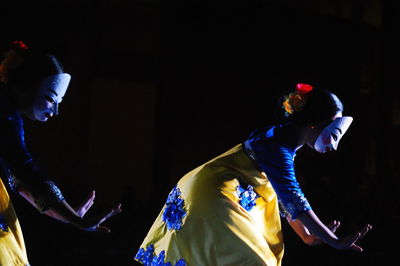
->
xmin=295 ymin=125 xmax=313 ymax=151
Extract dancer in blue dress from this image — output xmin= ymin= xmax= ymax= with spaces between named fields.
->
xmin=0 ymin=41 xmax=122 ymax=265
xmin=135 ymin=83 xmax=372 ymax=266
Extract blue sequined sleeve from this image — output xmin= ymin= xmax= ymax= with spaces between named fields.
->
xmin=0 ymin=111 xmax=65 ymax=212
xmin=248 ymin=128 xmax=312 ymax=220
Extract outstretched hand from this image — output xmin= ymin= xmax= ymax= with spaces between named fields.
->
xmin=297 ymin=211 xmax=372 ymax=252
xmin=305 ymin=220 xmax=372 ymax=252
xmin=305 ymin=220 xmax=341 ymax=246
xmin=77 ymin=203 xmax=122 ymax=233
xmin=334 ymin=224 xmax=372 ymax=252
xmin=73 ymin=190 xmax=122 ymax=233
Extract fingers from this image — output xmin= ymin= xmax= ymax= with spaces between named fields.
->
xmin=84 ymin=191 xmax=96 ymax=209
xmin=79 ymin=203 xmax=122 ymax=233
xmin=87 ymin=190 xmax=96 ymax=201
xmin=348 ymin=231 xmax=362 ymax=245
xmin=336 ymin=230 xmax=361 ymax=251
xmin=327 ymin=220 xmax=341 ymax=233
xmin=342 ymin=224 xmax=372 ymax=252
xmin=97 ymin=203 xmax=122 ymax=224
xmin=350 ymin=243 xmax=363 ymax=253
xmin=96 ymin=225 xmax=111 ymax=233
xmin=94 ymin=204 xmax=122 ymax=232
xmin=349 ymin=232 xmax=363 ymax=252
xmin=86 ymin=195 xmax=95 ymax=210
xmin=358 ymin=224 xmax=372 ymax=239
xmin=105 ymin=203 xmax=122 ymax=219
xmin=83 ymin=224 xmax=111 ymax=233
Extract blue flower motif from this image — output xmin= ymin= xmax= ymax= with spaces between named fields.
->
xmin=175 ymin=259 xmax=186 ymax=266
xmin=135 ymin=244 xmax=187 ymax=266
xmin=7 ymin=174 xmax=18 ymax=193
xmin=162 ymin=186 xmax=187 ymax=231
xmin=0 ymin=214 xmax=8 ymax=232
xmin=236 ymin=184 xmax=259 ymax=211
xmin=152 ymin=250 xmax=167 ymax=265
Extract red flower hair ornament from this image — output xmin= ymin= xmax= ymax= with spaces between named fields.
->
xmin=0 ymin=40 xmax=29 ymax=83
xmin=296 ymin=83 xmax=313 ymax=94
xmin=282 ymin=83 xmax=314 ymax=117
xmin=10 ymin=40 xmax=29 ymax=50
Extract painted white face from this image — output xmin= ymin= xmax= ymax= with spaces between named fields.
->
xmin=32 ymin=73 xmax=71 ymax=122
xmin=314 ymin=116 xmax=353 ymax=153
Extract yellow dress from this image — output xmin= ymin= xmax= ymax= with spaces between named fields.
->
xmin=0 ymin=178 xmax=29 ymax=266
xmin=135 ymin=144 xmax=284 ymax=266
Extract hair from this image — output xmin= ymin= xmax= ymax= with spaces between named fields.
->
xmin=0 ymin=41 xmax=65 ymax=105
xmin=276 ymin=86 xmax=344 ymax=126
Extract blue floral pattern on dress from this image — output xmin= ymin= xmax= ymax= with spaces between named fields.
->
xmin=135 ymin=244 xmax=187 ymax=266
xmin=0 ymin=214 xmax=8 ymax=232
xmin=162 ymin=186 xmax=187 ymax=231
xmin=7 ymin=172 xmax=18 ymax=193
xmin=236 ymin=184 xmax=259 ymax=211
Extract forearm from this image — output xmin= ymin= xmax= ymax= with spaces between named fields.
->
xmin=286 ymin=216 xmax=314 ymax=244
xmin=19 ymin=189 xmax=83 ymax=226
xmin=18 ymin=186 xmax=122 ymax=233
xmin=297 ymin=210 xmax=338 ymax=247
xmin=44 ymin=200 xmax=83 ymax=226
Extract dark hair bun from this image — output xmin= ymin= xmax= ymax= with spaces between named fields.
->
xmin=278 ymin=84 xmax=344 ymax=126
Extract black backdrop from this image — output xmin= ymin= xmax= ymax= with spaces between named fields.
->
xmin=1 ymin=1 xmax=398 ymax=265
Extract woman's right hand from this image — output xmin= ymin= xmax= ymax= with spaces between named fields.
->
xmin=332 ymin=224 xmax=372 ymax=252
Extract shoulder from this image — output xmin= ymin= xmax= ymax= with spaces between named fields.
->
xmin=249 ymin=124 xmax=295 ymax=156
xmin=248 ymin=125 xmax=296 ymax=171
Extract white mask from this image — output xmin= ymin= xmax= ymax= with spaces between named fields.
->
xmin=314 ymin=116 xmax=353 ymax=153
xmin=32 ymin=73 xmax=71 ymax=121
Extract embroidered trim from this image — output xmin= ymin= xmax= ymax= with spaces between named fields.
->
xmin=236 ymin=184 xmax=259 ymax=211
xmin=45 ymin=181 xmax=65 ymax=201
xmin=135 ymin=244 xmax=187 ymax=266
xmin=281 ymin=191 xmax=311 ymax=219
xmin=7 ymin=172 xmax=18 ymax=192
xmin=34 ymin=181 xmax=66 ymax=212
xmin=162 ymin=186 xmax=187 ymax=231
xmin=278 ymin=200 xmax=290 ymax=218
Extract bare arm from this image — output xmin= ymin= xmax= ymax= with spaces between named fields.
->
xmin=297 ymin=210 xmax=338 ymax=245
xmin=0 ymin=114 xmax=122 ymax=231
xmin=19 ymin=188 xmax=80 ymax=223
xmin=286 ymin=215 xmax=317 ymax=245
xmin=287 ymin=214 xmax=341 ymax=246
xmin=19 ymin=188 xmax=121 ymax=232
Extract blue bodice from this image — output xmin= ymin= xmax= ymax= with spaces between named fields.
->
xmin=0 ymin=94 xmax=64 ymax=214
xmin=247 ymin=124 xmax=311 ymax=219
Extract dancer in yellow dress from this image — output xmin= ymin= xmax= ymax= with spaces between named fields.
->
xmin=135 ymin=83 xmax=372 ymax=266
xmin=0 ymin=41 xmax=122 ymax=265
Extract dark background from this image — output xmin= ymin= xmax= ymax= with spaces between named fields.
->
xmin=1 ymin=0 xmax=399 ymax=265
